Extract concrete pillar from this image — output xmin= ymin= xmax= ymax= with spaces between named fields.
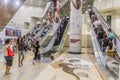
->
xmin=69 ymin=0 xmax=82 ymax=53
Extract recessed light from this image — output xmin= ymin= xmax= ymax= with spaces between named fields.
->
xmin=16 ymin=1 xmax=20 ymax=5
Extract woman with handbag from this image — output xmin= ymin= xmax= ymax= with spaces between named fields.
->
xmin=3 ymin=39 xmax=15 ymax=75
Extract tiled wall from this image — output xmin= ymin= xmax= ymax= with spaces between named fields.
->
xmin=94 ymin=0 xmax=120 ymax=11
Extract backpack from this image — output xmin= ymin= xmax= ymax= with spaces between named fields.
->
xmin=103 ymin=38 xmax=109 ymax=47
xmin=108 ymin=32 xmax=115 ymax=40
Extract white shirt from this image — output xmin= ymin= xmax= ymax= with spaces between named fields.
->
xmin=93 ymin=20 xmax=101 ymax=28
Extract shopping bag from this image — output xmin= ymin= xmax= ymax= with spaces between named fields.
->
xmin=7 ymin=47 xmax=15 ymax=56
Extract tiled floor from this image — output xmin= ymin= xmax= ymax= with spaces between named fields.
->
xmin=35 ymin=52 xmax=104 ymax=80
xmin=0 ymin=51 xmax=51 ymax=80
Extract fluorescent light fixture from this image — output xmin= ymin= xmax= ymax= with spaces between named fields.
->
xmin=99 ymin=0 xmax=101 ymax=2
xmin=5 ymin=0 xmax=8 ymax=3
xmin=16 ymin=1 xmax=20 ymax=5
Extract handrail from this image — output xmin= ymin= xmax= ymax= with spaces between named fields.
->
xmin=33 ymin=26 xmax=45 ymax=39
xmin=88 ymin=15 xmax=105 ymax=66
xmin=39 ymin=26 xmax=53 ymax=45
xmin=94 ymin=7 xmax=120 ymax=57
xmin=40 ymin=22 xmax=61 ymax=54
xmin=56 ymin=21 xmax=69 ymax=52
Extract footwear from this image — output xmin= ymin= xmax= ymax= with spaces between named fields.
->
xmin=5 ymin=72 xmax=11 ymax=75
xmin=33 ymin=62 xmax=35 ymax=65
xmin=18 ymin=64 xmax=21 ymax=67
xmin=21 ymin=62 xmax=23 ymax=66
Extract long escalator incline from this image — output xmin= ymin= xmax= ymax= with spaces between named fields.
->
xmin=88 ymin=10 xmax=119 ymax=79
xmin=41 ymin=20 xmax=69 ymax=55
xmin=93 ymin=7 xmax=120 ymax=58
xmin=54 ymin=20 xmax=69 ymax=52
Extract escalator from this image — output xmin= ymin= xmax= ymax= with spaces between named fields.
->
xmin=53 ymin=20 xmax=69 ymax=52
xmin=93 ymin=7 xmax=120 ymax=58
xmin=33 ymin=25 xmax=46 ymax=39
xmin=39 ymin=25 xmax=53 ymax=46
xmin=87 ymin=9 xmax=119 ymax=80
xmin=0 ymin=0 xmax=25 ymax=31
xmin=40 ymin=21 xmax=61 ymax=54
xmin=40 ymin=20 xmax=69 ymax=55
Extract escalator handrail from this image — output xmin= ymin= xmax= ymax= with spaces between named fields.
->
xmin=56 ymin=21 xmax=69 ymax=52
xmin=88 ymin=15 xmax=104 ymax=66
xmin=33 ymin=26 xmax=45 ymax=39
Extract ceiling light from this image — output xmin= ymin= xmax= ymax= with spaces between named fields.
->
xmin=5 ymin=0 xmax=8 ymax=3
xmin=99 ymin=0 xmax=101 ymax=2
xmin=16 ymin=1 xmax=20 ymax=5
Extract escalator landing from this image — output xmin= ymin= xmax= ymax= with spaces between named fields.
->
xmin=35 ymin=52 xmax=105 ymax=80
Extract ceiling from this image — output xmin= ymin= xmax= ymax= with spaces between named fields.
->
xmin=82 ymin=0 xmax=94 ymax=13
xmin=24 ymin=0 xmax=51 ymax=7
xmin=0 ymin=0 xmax=25 ymax=31
xmin=60 ymin=0 xmax=94 ymax=17
xmin=0 ymin=0 xmax=94 ymax=31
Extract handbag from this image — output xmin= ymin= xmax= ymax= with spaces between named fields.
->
xmin=7 ymin=47 xmax=15 ymax=56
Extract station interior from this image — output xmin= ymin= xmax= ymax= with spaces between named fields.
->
xmin=0 ymin=0 xmax=120 ymax=80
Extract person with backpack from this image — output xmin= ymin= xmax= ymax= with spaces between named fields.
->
xmin=107 ymin=28 xmax=115 ymax=41
xmin=101 ymin=34 xmax=109 ymax=52
xmin=97 ymin=28 xmax=105 ymax=47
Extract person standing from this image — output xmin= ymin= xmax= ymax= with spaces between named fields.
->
xmin=33 ymin=41 xmax=41 ymax=65
xmin=17 ymin=36 xmax=25 ymax=67
xmin=101 ymin=34 xmax=109 ymax=52
xmin=3 ymin=39 xmax=14 ymax=75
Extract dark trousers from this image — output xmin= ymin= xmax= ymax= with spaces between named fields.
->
xmin=18 ymin=51 xmax=24 ymax=64
xmin=34 ymin=53 xmax=41 ymax=60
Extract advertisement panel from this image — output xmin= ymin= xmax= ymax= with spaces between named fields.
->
xmin=70 ymin=0 xmax=82 ymax=53
xmin=5 ymin=28 xmax=21 ymax=37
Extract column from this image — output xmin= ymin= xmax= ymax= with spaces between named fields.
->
xmin=69 ymin=0 xmax=82 ymax=53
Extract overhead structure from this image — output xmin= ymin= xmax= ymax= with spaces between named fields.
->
xmin=0 ymin=0 xmax=25 ymax=31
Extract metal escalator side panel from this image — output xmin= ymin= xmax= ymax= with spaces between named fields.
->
xmin=45 ymin=35 xmax=56 ymax=52
xmin=41 ymin=22 xmax=61 ymax=54
xmin=56 ymin=21 xmax=69 ymax=52
xmin=87 ymin=11 xmax=107 ymax=67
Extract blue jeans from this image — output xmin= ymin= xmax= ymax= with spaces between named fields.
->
xmin=98 ymin=39 xmax=102 ymax=46
xmin=102 ymin=46 xmax=107 ymax=53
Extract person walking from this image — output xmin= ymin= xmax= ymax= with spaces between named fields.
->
xmin=17 ymin=36 xmax=25 ymax=67
xmin=33 ymin=41 xmax=41 ymax=65
xmin=3 ymin=39 xmax=14 ymax=75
